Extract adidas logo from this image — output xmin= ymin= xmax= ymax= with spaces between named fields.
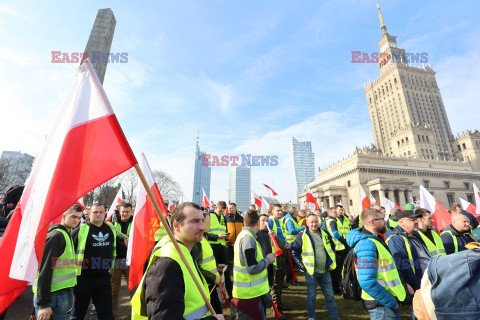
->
xmin=92 ymin=232 xmax=110 ymax=247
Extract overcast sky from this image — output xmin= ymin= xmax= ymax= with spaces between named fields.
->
xmin=1 ymin=0 xmax=479 ymax=203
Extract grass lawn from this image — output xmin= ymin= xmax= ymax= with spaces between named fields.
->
xmin=222 ymin=272 xmax=412 ymax=319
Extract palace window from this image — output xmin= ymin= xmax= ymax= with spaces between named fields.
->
xmin=444 ymin=181 xmax=450 ymax=189
xmin=464 ymin=182 xmax=470 ymax=190
xmin=423 ymin=181 xmax=430 ymax=188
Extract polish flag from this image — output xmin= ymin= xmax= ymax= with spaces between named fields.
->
xmin=0 ymin=60 xmax=137 ymax=313
xmin=474 ymin=183 xmax=480 ymax=218
xmin=459 ymin=197 xmax=477 ymax=217
xmin=359 ymin=186 xmax=372 ymax=213
xmin=202 ymin=188 xmax=212 ymax=210
xmin=106 ymin=187 xmax=123 ymax=221
xmin=260 ymin=197 xmax=269 ymax=215
xmin=263 ymin=184 xmax=278 ymax=196
xmin=369 ymin=195 xmax=378 ymax=205
xmin=224 ymin=205 xmax=229 ymax=215
xmin=419 ymin=185 xmax=451 ymax=233
xmin=168 ymin=199 xmax=175 ymax=212
xmin=253 ymin=191 xmax=262 ymax=208
xmin=127 ymin=153 xmax=167 ymax=290
xmin=383 ymin=197 xmax=396 ymax=221
xmin=305 ymin=185 xmax=319 ymax=211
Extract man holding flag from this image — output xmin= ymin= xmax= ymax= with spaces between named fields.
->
xmin=131 ymin=202 xmax=223 ymax=319
xmin=70 ymin=203 xmax=117 ymax=320
xmin=33 ymin=204 xmax=83 ymax=320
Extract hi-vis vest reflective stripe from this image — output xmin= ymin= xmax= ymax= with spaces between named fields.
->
xmin=283 ymin=216 xmax=299 ymax=244
xmin=418 ymin=230 xmax=446 ymax=257
xmin=131 ymin=240 xmax=210 ymax=320
xmin=233 ymin=229 xmax=269 ymax=299
xmin=441 ymin=230 xmax=459 ymax=253
xmin=33 ymin=228 xmax=77 ymax=294
xmin=208 ymin=213 xmax=226 ymax=246
xmin=114 ymin=220 xmax=132 ymax=237
xmin=76 ymin=222 xmax=116 ymax=276
xmin=269 ymin=217 xmax=285 ymax=237
xmin=359 ymin=238 xmax=406 ymax=302
xmin=386 ymin=234 xmax=415 ymax=273
xmin=200 ymin=237 xmax=219 ymax=276
xmin=325 ymin=217 xmax=345 ymax=251
xmin=337 ymin=216 xmax=351 ymax=239
xmin=301 ymin=229 xmax=336 ymax=275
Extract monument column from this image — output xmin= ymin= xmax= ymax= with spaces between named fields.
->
xmin=379 ymin=189 xmax=385 ymax=206
xmin=399 ymin=190 xmax=406 ymax=208
xmin=387 ymin=189 xmax=394 ymax=201
xmin=329 ymin=195 xmax=335 ymax=209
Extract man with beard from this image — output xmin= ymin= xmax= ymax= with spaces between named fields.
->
xmin=346 ymin=207 xmax=412 ymax=320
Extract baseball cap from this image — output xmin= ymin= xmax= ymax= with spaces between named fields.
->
xmin=391 ymin=210 xmax=421 ymax=221
xmin=404 ymin=203 xmax=415 ymax=211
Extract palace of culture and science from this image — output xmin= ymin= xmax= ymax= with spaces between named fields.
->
xmin=300 ymin=5 xmax=480 ymax=213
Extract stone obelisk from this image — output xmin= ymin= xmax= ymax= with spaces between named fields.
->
xmin=82 ymin=8 xmax=116 ymax=84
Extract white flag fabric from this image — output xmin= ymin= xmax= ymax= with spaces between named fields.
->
xmin=106 ymin=187 xmax=123 ymax=221
xmin=474 ymin=183 xmax=480 ymax=217
xmin=383 ymin=197 xmax=395 ymax=221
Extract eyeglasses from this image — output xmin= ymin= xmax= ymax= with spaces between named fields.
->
xmin=372 ymin=218 xmax=384 ymax=222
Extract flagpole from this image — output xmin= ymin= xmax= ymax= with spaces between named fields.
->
xmin=133 ymin=163 xmax=216 ymax=315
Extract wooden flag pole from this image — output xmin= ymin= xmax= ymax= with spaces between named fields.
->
xmin=133 ymin=163 xmax=216 ymax=315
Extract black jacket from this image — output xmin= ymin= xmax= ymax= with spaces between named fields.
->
xmin=441 ymin=224 xmax=476 ymax=254
xmin=144 ymin=253 xmax=217 ymax=320
xmin=36 ymin=224 xmax=72 ymax=309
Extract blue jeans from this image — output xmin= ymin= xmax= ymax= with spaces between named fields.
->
xmin=33 ymin=289 xmax=71 ymax=319
xmin=305 ymin=271 xmax=340 ymax=320
xmin=368 ymin=306 xmax=401 ymax=320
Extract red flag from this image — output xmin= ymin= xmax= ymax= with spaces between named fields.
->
xmin=360 ymin=186 xmax=372 ymax=212
xmin=252 ymin=191 xmax=262 ymax=208
xmin=127 ymin=153 xmax=167 ymax=290
xmin=263 ymin=184 xmax=278 ymax=196
xmin=202 ymin=188 xmax=212 ymax=209
xmin=459 ymin=197 xmax=477 ymax=217
xmin=305 ymin=185 xmax=320 ymax=211
xmin=224 ymin=205 xmax=229 ymax=216
xmin=168 ymin=199 xmax=175 ymax=213
xmin=394 ymin=204 xmax=403 ymax=210
xmin=0 ymin=60 xmax=137 ymax=313
xmin=420 ymin=185 xmax=451 ymax=233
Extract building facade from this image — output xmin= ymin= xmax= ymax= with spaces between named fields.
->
xmin=299 ymin=5 xmax=480 ymax=213
xmin=192 ymin=139 xmax=211 ymax=206
xmin=290 ymin=137 xmax=315 ymax=203
xmin=229 ymin=166 xmax=251 ymax=213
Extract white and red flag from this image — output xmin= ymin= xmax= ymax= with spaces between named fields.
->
xmin=263 ymin=184 xmax=278 ymax=196
xmin=106 ymin=187 xmax=123 ymax=221
xmin=168 ymin=199 xmax=175 ymax=212
xmin=202 ymin=188 xmax=212 ymax=210
xmin=127 ymin=153 xmax=167 ymax=290
xmin=0 ymin=60 xmax=137 ymax=313
xmin=474 ymin=183 xmax=480 ymax=217
xmin=369 ymin=195 xmax=378 ymax=205
xmin=305 ymin=185 xmax=319 ymax=211
xmin=260 ymin=196 xmax=269 ymax=215
xmin=76 ymin=196 xmax=85 ymax=210
xmin=459 ymin=197 xmax=477 ymax=217
xmin=419 ymin=185 xmax=451 ymax=233
xmin=383 ymin=197 xmax=396 ymax=221
xmin=359 ymin=186 xmax=372 ymax=214
xmin=253 ymin=191 xmax=262 ymax=208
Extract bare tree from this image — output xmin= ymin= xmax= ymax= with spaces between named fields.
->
xmin=94 ymin=175 xmax=122 ymax=207
xmin=118 ymin=168 xmax=138 ymax=205
xmin=0 ymin=153 xmax=34 ymax=195
xmin=152 ymin=169 xmax=184 ymax=203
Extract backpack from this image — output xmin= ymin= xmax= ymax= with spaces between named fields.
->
xmin=340 ymin=247 xmax=362 ymax=300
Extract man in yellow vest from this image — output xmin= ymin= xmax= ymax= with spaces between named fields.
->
xmin=346 ymin=207 xmax=413 ymax=319
xmin=231 ymin=210 xmax=275 ymax=320
xmin=415 ymin=208 xmax=446 ymax=257
xmin=33 ymin=204 xmax=82 ymax=320
xmin=291 ymin=213 xmax=339 ymax=320
xmin=322 ymin=207 xmax=348 ymax=294
xmin=268 ymin=204 xmax=288 ymax=310
xmin=131 ymin=202 xmax=224 ymax=320
xmin=441 ymin=213 xmax=476 ymax=254
xmin=110 ymin=202 xmax=134 ymax=317
xmin=204 ymin=201 xmax=231 ymax=298
xmin=70 ymin=203 xmax=117 ymax=320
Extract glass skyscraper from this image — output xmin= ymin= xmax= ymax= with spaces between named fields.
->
xmin=192 ymin=140 xmax=211 ymax=206
xmin=290 ymin=137 xmax=315 ymax=203
xmin=229 ymin=165 xmax=251 ymax=213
